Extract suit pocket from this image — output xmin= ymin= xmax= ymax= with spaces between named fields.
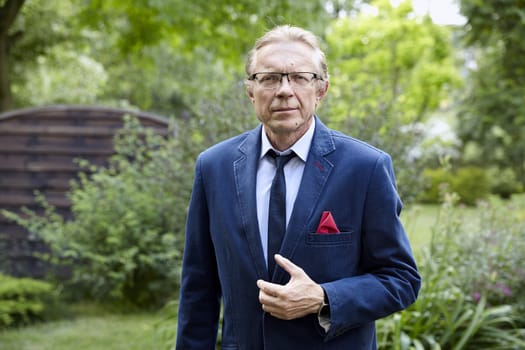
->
xmin=306 ymin=231 xmax=353 ymax=246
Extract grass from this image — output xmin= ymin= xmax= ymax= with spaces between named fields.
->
xmin=401 ymin=203 xmax=441 ymax=250
xmin=0 ymin=303 xmax=172 ymax=350
xmin=401 ymin=202 xmax=482 ymax=251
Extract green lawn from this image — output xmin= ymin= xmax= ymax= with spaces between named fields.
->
xmin=401 ymin=202 xmax=482 ymax=251
xmin=401 ymin=203 xmax=440 ymax=250
xmin=0 ymin=304 xmax=172 ymax=350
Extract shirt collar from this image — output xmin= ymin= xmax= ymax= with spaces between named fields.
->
xmin=260 ymin=118 xmax=315 ymax=162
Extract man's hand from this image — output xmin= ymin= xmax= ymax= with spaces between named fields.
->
xmin=257 ymin=254 xmax=324 ymax=320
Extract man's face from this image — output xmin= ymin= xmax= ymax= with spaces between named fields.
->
xmin=247 ymin=41 xmax=327 ymax=144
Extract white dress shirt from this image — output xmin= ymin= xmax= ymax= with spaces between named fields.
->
xmin=256 ymin=119 xmax=315 ymax=264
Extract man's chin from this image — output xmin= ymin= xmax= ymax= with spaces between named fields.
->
xmin=270 ymin=119 xmax=309 ymax=136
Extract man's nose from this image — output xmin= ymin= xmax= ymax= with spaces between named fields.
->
xmin=276 ymin=76 xmax=294 ymax=96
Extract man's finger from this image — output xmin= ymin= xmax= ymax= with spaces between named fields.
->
xmin=257 ymin=279 xmax=281 ymax=296
xmin=274 ymin=254 xmax=303 ymax=276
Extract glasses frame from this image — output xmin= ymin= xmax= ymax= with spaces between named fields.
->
xmin=248 ymin=72 xmax=323 ymax=89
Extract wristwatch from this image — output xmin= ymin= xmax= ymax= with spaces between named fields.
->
xmin=317 ymin=289 xmax=330 ymax=318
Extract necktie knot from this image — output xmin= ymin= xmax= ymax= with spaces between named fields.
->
xmin=268 ymin=150 xmax=296 ymax=169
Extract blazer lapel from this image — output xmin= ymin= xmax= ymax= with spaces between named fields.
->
xmin=234 ymin=126 xmax=268 ymax=279
xmin=275 ymin=118 xmax=336 ymax=281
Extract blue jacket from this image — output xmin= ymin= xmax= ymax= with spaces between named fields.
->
xmin=176 ymin=117 xmax=420 ymax=349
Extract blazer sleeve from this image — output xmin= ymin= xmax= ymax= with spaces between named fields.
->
xmin=176 ymin=156 xmax=222 ymax=349
xmin=321 ymin=153 xmax=421 ymax=340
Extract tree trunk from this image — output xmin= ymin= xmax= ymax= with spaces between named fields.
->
xmin=0 ymin=33 xmax=12 ymax=112
xmin=0 ymin=0 xmax=26 ymax=112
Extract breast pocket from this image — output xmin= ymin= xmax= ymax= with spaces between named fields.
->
xmin=305 ymin=231 xmax=353 ymax=246
xmin=301 ymin=231 xmax=358 ymax=282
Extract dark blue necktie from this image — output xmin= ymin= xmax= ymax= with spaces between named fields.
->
xmin=267 ymin=150 xmax=296 ymax=276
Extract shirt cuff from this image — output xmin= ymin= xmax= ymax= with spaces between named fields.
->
xmin=317 ymin=288 xmax=331 ymax=332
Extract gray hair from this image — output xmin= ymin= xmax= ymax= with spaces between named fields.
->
xmin=245 ymin=25 xmax=328 ymax=80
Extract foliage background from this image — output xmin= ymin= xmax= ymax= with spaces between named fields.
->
xmin=4 ymin=0 xmax=524 ymax=192
xmin=1 ymin=0 xmax=525 ymax=348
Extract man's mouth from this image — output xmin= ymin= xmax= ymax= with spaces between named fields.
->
xmin=272 ymin=107 xmax=297 ymax=112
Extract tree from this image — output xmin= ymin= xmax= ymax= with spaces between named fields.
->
xmin=3 ymin=0 xmax=366 ymax=113
xmin=1 ymin=0 xmax=80 ymax=111
xmin=0 ymin=0 xmax=25 ymax=111
xmin=324 ymin=0 xmax=461 ymax=201
xmin=457 ymin=0 xmax=525 ymax=186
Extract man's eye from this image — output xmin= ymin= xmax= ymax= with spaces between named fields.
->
xmin=291 ymin=74 xmax=309 ymax=82
xmin=260 ymin=75 xmax=279 ymax=82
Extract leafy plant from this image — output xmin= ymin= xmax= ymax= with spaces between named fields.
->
xmin=377 ymin=194 xmax=525 ymax=349
xmin=487 ymin=167 xmax=523 ymax=199
xmin=451 ymin=166 xmax=490 ymax=206
xmin=455 ymin=198 xmax=525 ymax=320
xmin=2 ymin=116 xmax=194 ymax=308
xmin=0 ymin=273 xmax=57 ymax=328
xmin=418 ymin=167 xmax=454 ymax=204
xmin=419 ymin=166 xmax=490 ymax=206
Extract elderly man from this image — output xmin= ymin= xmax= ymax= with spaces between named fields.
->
xmin=176 ymin=25 xmax=420 ymax=350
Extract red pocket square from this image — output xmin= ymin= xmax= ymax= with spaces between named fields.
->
xmin=316 ymin=211 xmax=340 ymax=234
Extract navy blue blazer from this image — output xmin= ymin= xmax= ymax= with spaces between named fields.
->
xmin=176 ymin=117 xmax=420 ymax=350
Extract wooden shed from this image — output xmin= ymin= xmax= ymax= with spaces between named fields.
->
xmin=0 ymin=105 xmax=171 ymax=278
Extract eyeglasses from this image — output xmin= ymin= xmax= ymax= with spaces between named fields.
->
xmin=248 ymin=72 xmax=323 ymax=89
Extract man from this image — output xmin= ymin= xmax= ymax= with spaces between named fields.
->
xmin=176 ymin=25 xmax=420 ymax=350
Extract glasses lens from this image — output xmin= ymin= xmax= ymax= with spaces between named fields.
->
xmin=289 ymin=73 xmax=314 ymax=87
xmin=256 ymin=73 xmax=281 ymax=89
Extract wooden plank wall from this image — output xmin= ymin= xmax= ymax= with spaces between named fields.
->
xmin=0 ymin=105 xmax=171 ymax=278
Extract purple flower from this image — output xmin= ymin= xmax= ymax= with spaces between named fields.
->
xmin=501 ymin=285 xmax=512 ymax=297
xmin=472 ymin=292 xmax=481 ymax=302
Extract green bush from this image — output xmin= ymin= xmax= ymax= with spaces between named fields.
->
xmin=488 ymin=167 xmax=524 ymax=199
xmin=2 ymin=117 xmax=195 ymax=308
xmin=451 ymin=166 xmax=490 ymax=206
xmin=418 ymin=167 xmax=454 ymax=204
xmin=0 ymin=273 xmax=56 ymax=328
xmin=419 ymin=166 xmax=490 ymax=206
xmin=455 ymin=198 xmax=525 ymax=321
xmin=377 ymin=194 xmax=525 ymax=349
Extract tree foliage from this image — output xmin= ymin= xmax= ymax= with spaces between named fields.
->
xmin=457 ymin=0 xmax=525 ymax=185
xmin=2 ymin=0 xmax=368 ymax=113
xmin=327 ymin=0 xmax=460 ymax=126
xmin=324 ymin=0 xmax=462 ymax=201
xmin=0 ymin=0 xmax=26 ymax=111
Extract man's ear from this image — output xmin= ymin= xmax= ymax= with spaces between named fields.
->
xmin=317 ymin=81 xmax=330 ymax=101
xmin=317 ymin=81 xmax=329 ymax=102
xmin=245 ymin=81 xmax=255 ymax=104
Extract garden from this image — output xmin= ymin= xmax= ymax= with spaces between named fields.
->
xmin=1 ymin=190 xmax=524 ymax=349
xmin=1 ymin=0 xmax=525 ymax=349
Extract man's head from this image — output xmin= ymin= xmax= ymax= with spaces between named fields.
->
xmin=245 ymin=25 xmax=329 ymax=150
xmin=245 ymin=25 xmax=328 ymax=81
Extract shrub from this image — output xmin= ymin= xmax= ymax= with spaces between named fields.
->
xmin=0 ymin=273 xmax=57 ymax=328
xmin=2 ymin=116 xmax=195 ymax=308
xmin=418 ymin=167 xmax=453 ymax=204
xmin=419 ymin=166 xmax=490 ymax=206
xmin=488 ymin=167 xmax=524 ymax=199
xmin=454 ymin=198 xmax=525 ymax=322
xmin=452 ymin=166 xmax=490 ymax=206
xmin=377 ymin=193 xmax=525 ymax=349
